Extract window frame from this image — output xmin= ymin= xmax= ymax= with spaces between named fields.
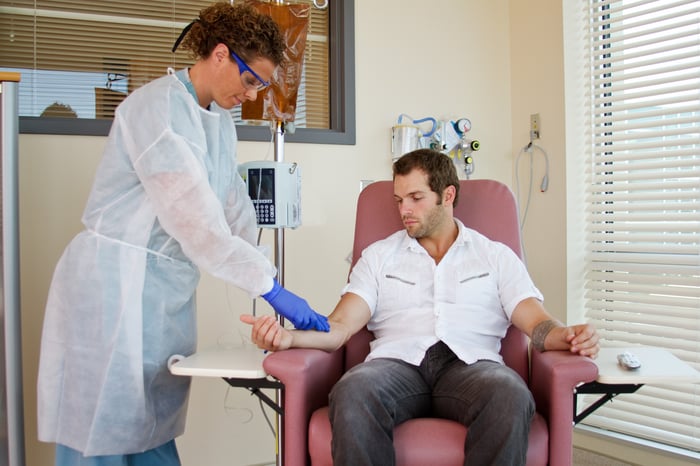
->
xmin=17 ymin=0 xmax=355 ymax=145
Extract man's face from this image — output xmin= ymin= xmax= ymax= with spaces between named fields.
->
xmin=393 ymin=170 xmax=446 ymax=239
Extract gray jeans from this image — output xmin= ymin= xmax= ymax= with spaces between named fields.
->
xmin=328 ymin=341 xmax=534 ymax=466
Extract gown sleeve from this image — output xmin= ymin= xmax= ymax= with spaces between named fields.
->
xmin=120 ymin=88 xmax=275 ymax=298
xmin=225 ymin=168 xmax=260 ymax=247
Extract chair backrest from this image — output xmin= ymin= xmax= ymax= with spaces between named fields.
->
xmin=345 ymin=179 xmax=530 ymax=382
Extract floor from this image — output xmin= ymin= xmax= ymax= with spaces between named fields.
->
xmin=574 ymin=447 xmax=634 ymax=466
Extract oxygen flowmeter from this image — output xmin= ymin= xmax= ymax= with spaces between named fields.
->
xmin=238 ymin=161 xmax=302 ymax=229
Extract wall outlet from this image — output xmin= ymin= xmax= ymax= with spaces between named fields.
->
xmin=530 ymin=113 xmax=541 ymax=140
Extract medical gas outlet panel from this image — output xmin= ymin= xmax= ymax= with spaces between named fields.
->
xmin=239 ymin=161 xmax=302 ymax=229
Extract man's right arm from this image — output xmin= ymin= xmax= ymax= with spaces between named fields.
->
xmin=240 ymin=292 xmax=371 ymax=353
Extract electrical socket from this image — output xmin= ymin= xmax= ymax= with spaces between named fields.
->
xmin=530 ymin=113 xmax=541 ymax=140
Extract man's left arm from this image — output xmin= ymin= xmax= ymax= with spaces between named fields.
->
xmin=510 ymin=297 xmax=600 ymax=359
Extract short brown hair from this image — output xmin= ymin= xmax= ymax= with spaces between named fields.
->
xmin=393 ymin=149 xmax=460 ymax=207
xmin=180 ymin=2 xmax=285 ymax=65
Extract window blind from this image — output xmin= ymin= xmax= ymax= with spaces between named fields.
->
xmin=0 ymin=0 xmax=329 ymax=127
xmin=583 ymin=0 xmax=700 ymax=453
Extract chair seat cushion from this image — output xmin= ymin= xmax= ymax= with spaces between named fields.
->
xmin=308 ymin=406 xmax=548 ymax=466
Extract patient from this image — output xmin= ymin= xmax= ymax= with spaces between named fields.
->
xmin=241 ymin=149 xmax=599 ymax=466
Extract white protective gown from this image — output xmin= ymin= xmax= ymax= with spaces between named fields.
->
xmin=37 ymin=68 xmax=276 ymax=455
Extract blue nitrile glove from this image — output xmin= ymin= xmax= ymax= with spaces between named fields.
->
xmin=261 ymin=279 xmax=330 ymax=332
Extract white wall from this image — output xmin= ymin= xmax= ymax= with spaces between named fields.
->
xmin=16 ymin=1 xmax=696 ymax=466
xmin=508 ymin=0 xmax=569 ymax=324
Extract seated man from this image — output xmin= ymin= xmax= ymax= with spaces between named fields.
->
xmin=241 ymin=149 xmax=599 ymax=466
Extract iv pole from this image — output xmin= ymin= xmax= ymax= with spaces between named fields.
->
xmin=256 ymin=1 xmax=313 ymax=463
xmin=270 ymin=3 xmax=287 ymax=464
xmin=273 ymin=120 xmax=286 ymax=312
xmin=272 ymin=119 xmax=286 ymax=466
xmin=272 ymin=0 xmax=287 ymax=298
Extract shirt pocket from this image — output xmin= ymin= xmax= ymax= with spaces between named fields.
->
xmin=454 ymin=270 xmax=504 ymax=321
xmin=376 ymin=269 xmax=423 ymax=313
xmin=459 ymin=272 xmax=491 ymax=285
xmin=456 ymin=271 xmax=496 ymax=296
xmin=435 ymin=268 xmax=491 ymax=305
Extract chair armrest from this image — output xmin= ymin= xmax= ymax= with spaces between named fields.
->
xmin=530 ymin=349 xmax=598 ymax=466
xmin=263 ymin=347 xmax=345 ymax=407
xmin=263 ymin=348 xmax=345 ymax=466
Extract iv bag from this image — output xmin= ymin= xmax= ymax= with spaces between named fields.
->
xmin=241 ymin=0 xmax=310 ymax=123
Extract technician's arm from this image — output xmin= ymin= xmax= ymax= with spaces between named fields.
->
xmin=223 ymin=172 xmax=259 ymax=246
xmin=240 ymin=292 xmax=371 ymax=353
xmin=139 ymin=169 xmax=274 ymax=296
xmin=511 ymin=297 xmax=600 ymax=358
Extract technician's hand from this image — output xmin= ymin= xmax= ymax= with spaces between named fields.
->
xmin=261 ymin=279 xmax=330 ymax=332
xmin=561 ymin=323 xmax=600 ymax=359
xmin=240 ymin=314 xmax=292 ymax=352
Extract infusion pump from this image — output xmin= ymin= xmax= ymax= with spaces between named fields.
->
xmin=238 ymin=161 xmax=302 ymax=229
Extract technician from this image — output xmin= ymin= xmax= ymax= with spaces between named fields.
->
xmin=37 ymin=3 xmax=328 ymax=465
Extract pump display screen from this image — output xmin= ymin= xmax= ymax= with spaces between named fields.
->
xmin=239 ymin=160 xmax=301 ymax=229
xmin=247 ymin=168 xmax=276 ymax=225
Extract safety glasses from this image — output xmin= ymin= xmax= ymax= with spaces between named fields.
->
xmin=230 ymin=51 xmax=270 ymax=91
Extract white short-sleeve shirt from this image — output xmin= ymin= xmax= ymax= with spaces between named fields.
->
xmin=343 ymin=219 xmax=543 ymax=366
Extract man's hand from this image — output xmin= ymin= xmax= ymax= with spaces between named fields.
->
xmin=512 ymin=298 xmax=600 ymax=359
xmin=545 ymin=324 xmax=600 ymax=359
xmin=561 ymin=323 xmax=600 ymax=359
xmin=240 ymin=314 xmax=293 ymax=352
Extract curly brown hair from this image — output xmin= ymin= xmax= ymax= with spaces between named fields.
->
xmin=179 ymin=2 xmax=285 ymax=66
